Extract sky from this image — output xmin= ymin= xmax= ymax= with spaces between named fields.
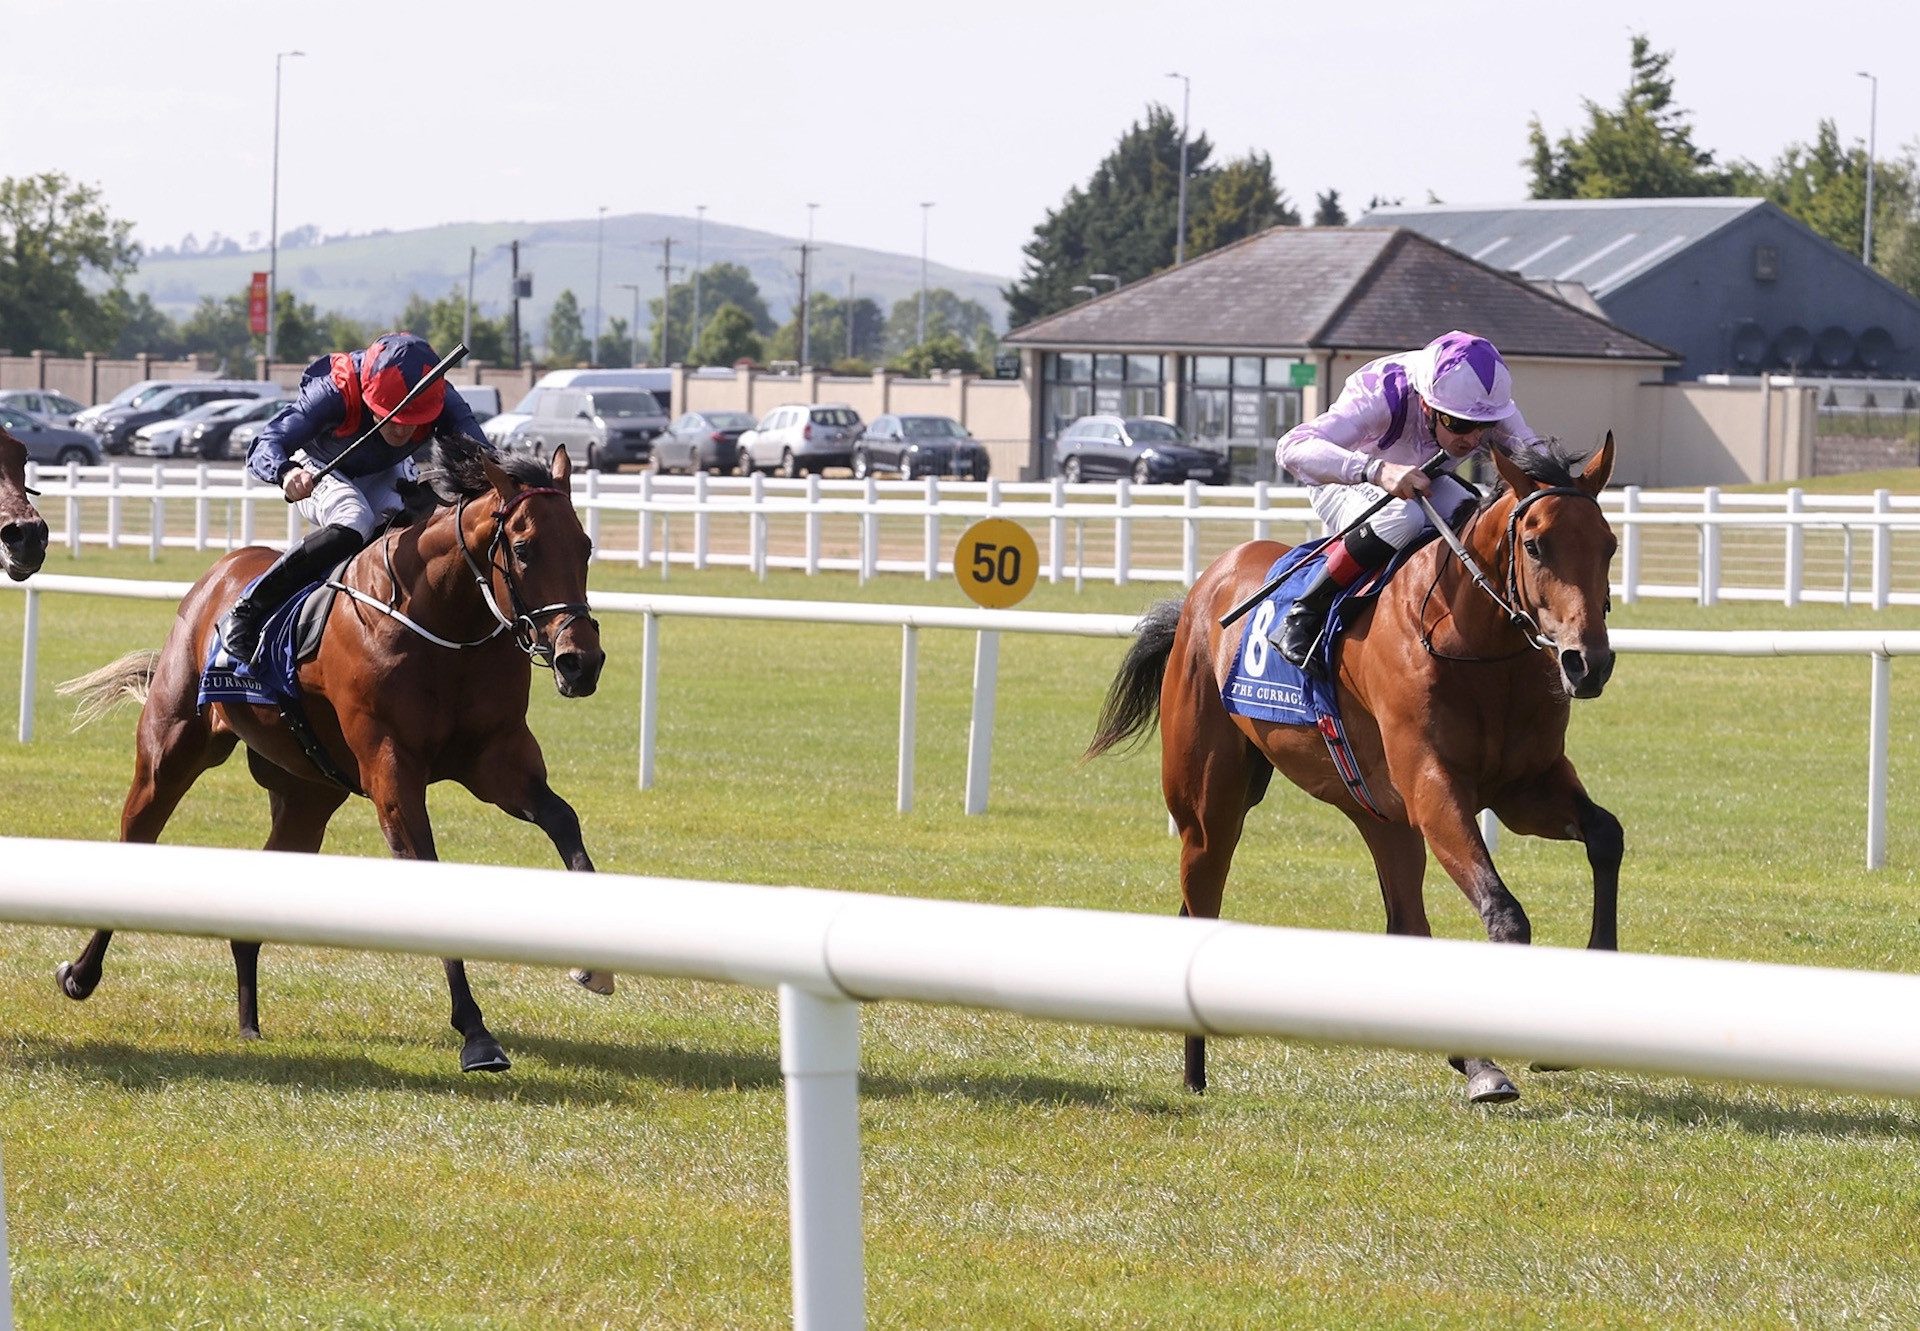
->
xmin=7 ymin=0 xmax=1917 ymax=284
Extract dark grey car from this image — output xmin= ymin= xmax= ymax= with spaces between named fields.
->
xmin=651 ymin=410 xmax=757 ymax=474
xmin=0 ymin=405 xmax=101 ymax=466
xmin=851 ymin=414 xmax=990 ymax=480
xmin=522 ymin=387 xmax=668 ymax=472
xmin=1053 ymin=415 xmax=1228 ymax=484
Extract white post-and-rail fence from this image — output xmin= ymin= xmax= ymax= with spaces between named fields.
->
xmin=25 ymin=461 xmax=1920 ymax=608
xmin=6 ymin=838 xmax=1920 ymax=1328
xmin=4 ymin=575 xmax=1914 ymax=868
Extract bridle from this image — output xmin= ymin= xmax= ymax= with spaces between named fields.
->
xmin=330 ymin=485 xmax=597 ymax=667
xmin=1417 ymin=483 xmax=1603 ymax=664
xmin=456 ymin=486 xmax=599 ymax=667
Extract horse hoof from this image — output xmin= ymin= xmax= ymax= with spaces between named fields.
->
xmin=55 ymin=961 xmax=95 ymax=1001
xmin=1467 ymin=1068 xmax=1520 ymax=1104
xmin=240 ymin=1027 xmax=262 ymax=1042
xmin=570 ymin=968 xmax=615 ymax=996
xmin=461 ymin=1037 xmax=511 ymax=1074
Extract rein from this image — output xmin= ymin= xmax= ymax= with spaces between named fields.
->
xmin=1415 ymin=484 xmax=1598 ymax=664
xmin=331 ymin=485 xmax=597 ymax=666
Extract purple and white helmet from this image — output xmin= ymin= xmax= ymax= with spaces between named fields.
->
xmin=1412 ymin=331 xmax=1516 ymax=422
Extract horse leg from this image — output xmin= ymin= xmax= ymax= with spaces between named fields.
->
xmin=59 ymin=692 xmax=236 ymax=1002
xmin=1405 ymin=769 xmax=1529 ymax=1104
xmin=456 ymin=725 xmax=608 ymax=994
xmin=1489 ymin=758 xmax=1623 ymax=952
xmin=232 ymin=750 xmax=349 ymax=1040
xmin=1165 ymin=728 xmax=1266 ymax=1095
xmin=364 ymin=751 xmax=510 ymax=1073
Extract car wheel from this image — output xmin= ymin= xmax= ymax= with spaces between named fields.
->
xmin=851 ymin=449 xmax=870 ymax=480
xmin=1062 ymin=456 xmax=1083 ymax=484
xmin=55 ymin=445 xmax=91 ymax=466
xmin=1132 ymin=459 xmax=1153 ymax=485
xmin=780 ymin=449 xmax=800 ymax=479
xmin=972 ymin=457 xmax=990 ymax=482
xmin=738 ymin=449 xmax=756 ymax=477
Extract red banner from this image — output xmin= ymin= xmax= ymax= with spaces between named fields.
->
xmin=248 ymin=272 xmax=270 ymax=335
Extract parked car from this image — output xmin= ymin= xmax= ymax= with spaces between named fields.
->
xmin=650 ymin=410 xmax=758 ymax=475
xmin=518 ymin=386 xmax=668 ymax=471
xmin=92 ymin=380 xmax=282 ymax=455
xmin=147 ymin=397 xmax=286 ymax=461
xmin=72 ymin=379 xmax=172 ymax=432
xmin=0 ymin=389 xmax=87 ymax=426
xmin=130 ymin=397 xmax=263 ymax=459
xmin=851 ymin=414 xmax=990 ymax=480
xmin=453 ymin=383 xmax=502 ymax=422
xmin=737 ymin=403 xmax=863 ymax=477
xmin=1052 ymin=414 xmax=1228 ymax=484
xmin=0 ymin=405 xmax=101 ymax=466
xmin=530 ymin=367 xmax=672 ymax=414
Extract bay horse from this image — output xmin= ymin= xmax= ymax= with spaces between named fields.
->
xmin=55 ymin=444 xmax=606 ymax=1073
xmin=1086 ymin=438 xmax=1622 ymax=1104
xmin=0 ymin=427 xmax=50 ymax=580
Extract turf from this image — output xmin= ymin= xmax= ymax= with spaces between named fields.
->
xmin=1 ymin=543 xmax=1917 ymax=1328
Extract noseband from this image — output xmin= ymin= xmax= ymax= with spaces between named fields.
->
xmin=1419 ymin=484 xmax=1601 ymax=662
xmin=457 ymin=486 xmax=599 ymax=667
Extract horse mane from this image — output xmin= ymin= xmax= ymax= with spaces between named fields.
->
xmin=415 ymin=434 xmax=556 ymax=504
xmin=1474 ymin=439 xmax=1588 ymax=514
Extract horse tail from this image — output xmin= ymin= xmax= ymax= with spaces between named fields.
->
xmin=57 ymin=650 xmax=161 ymax=728
xmin=1084 ymin=598 xmax=1185 ymax=761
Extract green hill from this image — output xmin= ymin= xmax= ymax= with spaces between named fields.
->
xmin=132 ymin=212 xmax=1010 ymax=346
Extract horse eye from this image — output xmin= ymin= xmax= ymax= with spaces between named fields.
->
xmin=512 ymin=540 xmax=530 ymax=560
xmin=1523 ymin=537 xmax=1544 ymax=560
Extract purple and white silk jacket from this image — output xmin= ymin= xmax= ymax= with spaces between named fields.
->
xmin=1276 ymin=350 xmax=1540 ymax=486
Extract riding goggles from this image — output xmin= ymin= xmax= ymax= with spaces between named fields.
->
xmin=1433 ymin=409 xmax=1497 ymax=436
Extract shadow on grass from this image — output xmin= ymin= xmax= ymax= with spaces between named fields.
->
xmin=6 ymin=1029 xmax=1198 ymax=1117
xmin=1578 ymin=1079 xmax=1920 ymax=1140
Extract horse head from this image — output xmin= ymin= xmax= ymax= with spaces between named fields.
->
xmin=476 ymin=445 xmax=606 ymax=697
xmin=1491 ymin=433 xmax=1617 ymax=699
xmin=0 ymin=428 xmax=49 ymax=581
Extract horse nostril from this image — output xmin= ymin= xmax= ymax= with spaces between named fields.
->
xmin=554 ymin=651 xmax=581 ymax=677
xmin=1559 ymin=649 xmax=1587 ymax=684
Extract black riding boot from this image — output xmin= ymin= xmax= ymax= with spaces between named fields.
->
xmin=218 ymin=523 xmax=364 ymax=664
xmin=1271 ymin=566 xmax=1344 ymax=670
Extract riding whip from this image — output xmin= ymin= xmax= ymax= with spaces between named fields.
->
xmin=1219 ymin=448 xmax=1455 ymax=629
xmin=303 ymin=341 xmax=471 ymax=487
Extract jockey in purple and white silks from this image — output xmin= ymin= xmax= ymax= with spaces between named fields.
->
xmin=1269 ymin=330 xmax=1545 ymax=670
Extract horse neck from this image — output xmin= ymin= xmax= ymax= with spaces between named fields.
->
xmin=1429 ymin=492 xmax=1529 ymax=653
xmin=377 ymin=499 xmax=502 ymax=636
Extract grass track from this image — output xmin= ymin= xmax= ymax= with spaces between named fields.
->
xmin=2 ymin=544 xmax=1919 ymax=1328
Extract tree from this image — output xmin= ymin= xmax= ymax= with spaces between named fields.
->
xmin=1525 ymin=33 xmax=1737 ymax=199
xmin=1744 ymin=120 xmax=1920 ymax=296
xmin=688 ymin=303 xmax=763 ymax=367
xmin=397 ymin=287 xmax=512 ymax=364
xmin=1004 ymin=106 xmax=1297 ymax=326
xmin=887 ymin=331 xmax=982 ymax=377
xmin=883 ymin=288 xmax=994 ymax=358
xmin=648 ymin=261 xmax=774 ymax=361
xmin=102 ymin=290 xmax=184 ymax=358
xmin=0 ymin=172 xmax=139 ymax=355
xmin=1313 ymin=190 xmax=1348 ymax=227
xmin=767 ymin=292 xmax=885 ymax=366
xmin=596 ymin=318 xmax=632 ymax=368
xmin=545 ymin=289 xmax=588 ymax=365
xmin=1188 ymin=153 xmax=1297 ymax=254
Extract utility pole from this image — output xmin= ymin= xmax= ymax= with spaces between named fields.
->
xmin=592 ymin=205 xmax=607 ymax=366
xmin=1167 ymin=71 xmax=1191 ymax=265
xmin=692 ymin=204 xmax=707 ymax=351
xmin=656 ymin=238 xmax=684 ymax=364
xmin=918 ymin=201 xmax=934 ymax=348
xmin=796 ymin=243 xmax=815 ymax=367
xmin=266 ymin=49 xmax=304 ymax=363
xmin=847 ymin=273 xmax=856 ymax=360
xmin=463 ymin=245 xmax=475 ymax=350
xmin=1859 ymin=70 xmax=1879 ymax=265
xmin=509 ymin=239 xmax=523 ymax=370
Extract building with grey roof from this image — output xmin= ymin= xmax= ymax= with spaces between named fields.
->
xmin=1364 ymin=198 xmax=1920 ymax=382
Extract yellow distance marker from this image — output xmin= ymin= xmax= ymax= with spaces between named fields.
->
xmin=953 ymin=517 xmax=1039 ymax=609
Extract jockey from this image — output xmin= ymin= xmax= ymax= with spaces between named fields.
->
xmin=1269 ymin=330 xmax=1543 ymax=669
xmin=219 ymin=333 xmax=486 ymax=663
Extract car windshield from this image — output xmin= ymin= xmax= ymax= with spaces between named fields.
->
xmin=707 ymin=412 xmax=756 ymax=428
xmin=901 ymin=417 xmax=965 ymax=439
xmin=0 ymin=408 xmax=33 ymax=429
xmin=182 ymin=401 xmax=245 ymax=422
xmin=590 ymin=392 xmax=661 ymax=418
xmin=811 ymin=408 xmax=858 ymax=426
xmin=1125 ymin=419 xmax=1187 ymax=444
xmin=127 ymin=385 xmax=174 ymax=408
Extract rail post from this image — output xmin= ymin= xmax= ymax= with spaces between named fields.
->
xmin=1114 ymin=479 xmax=1131 ymax=586
xmin=860 ymin=476 xmax=878 ymax=584
xmin=194 ymin=463 xmax=210 ymax=551
xmin=1048 ymin=477 xmax=1065 ymax=583
xmin=583 ymin=470 xmax=601 ymax=555
xmin=1181 ymin=480 xmax=1200 ymax=585
xmin=806 ymin=473 xmax=821 ymax=576
xmin=638 ymin=610 xmax=659 ymax=789
xmin=751 ymin=473 xmax=768 ymax=579
xmin=1784 ymin=487 xmax=1804 ymax=608
xmin=148 ymin=463 xmax=164 ymax=561
xmin=16 ymin=587 xmax=38 ymax=743
xmin=778 ymin=984 xmax=865 ymax=1331
xmin=107 ymin=460 xmax=122 ymax=550
xmin=965 ymin=629 xmax=1000 ymax=815
xmin=637 ymin=470 xmax=654 ymax=572
xmin=923 ymin=476 xmax=939 ymax=581
xmin=1868 ymin=650 xmax=1890 ymax=870
xmin=1619 ymin=486 xmax=1640 ymax=604
xmin=693 ymin=471 xmax=710 ymax=570
xmin=1699 ymin=487 xmax=1720 ymax=607
xmin=1254 ymin=480 xmax=1271 ymax=544
xmin=897 ymin=626 xmax=918 ymax=812
xmin=64 ymin=459 xmax=80 ymax=557
xmin=240 ymin=468 xmax=257 ymax=548
xmin=1871 ymin=490 xmax=1891 ymax=612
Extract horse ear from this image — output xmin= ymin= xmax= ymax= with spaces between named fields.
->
xmin=1580 ymin=431 xmax=1615 ymax=496
xmin=480 ymin=454 xmax=520 ymax=504
xmin=551 ymin=444 xmax=573 ymax=488
xmin=1492 ymin=443 xmax=1535 ymax=495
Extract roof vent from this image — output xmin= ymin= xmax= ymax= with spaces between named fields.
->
xmin=1771 ymin=325 xmax=1813 ymax=370
xmin=1858 ymin=326 xmax=1895 ymax=371
xmin=1730 ymin=321 xmax=1767 ymax=369
xmin=1814 ymin=326 xmax=1855 ymax=370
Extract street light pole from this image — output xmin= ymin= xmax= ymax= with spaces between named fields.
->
xmin=1859 ymin=70 xmax=1878 ymax=266
xmin=1166 ymin=71 xmax=1190 ymax=266
xmin=266 ymin=48 xmax=304 ymax=364
xmin=592 ymin=205 xmax=607 ymax=366
xmin=918 ymin=201 xmax=934 ymax=348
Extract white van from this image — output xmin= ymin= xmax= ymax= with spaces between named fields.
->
xmin=530 ymin=368 xmax=672 ymax=414
xmin=453 ymin=383 xmax=502 ymax=422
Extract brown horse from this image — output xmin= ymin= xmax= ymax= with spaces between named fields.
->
xmin=55 ymin=444 xmax=606 ymax=1073
xmin=1086 ymin=438 xmax=1622 ymax=1104
xmin=0 ymin=427 xmax=50 ymax=580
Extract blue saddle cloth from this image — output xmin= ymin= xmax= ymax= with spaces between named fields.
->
xmin=196 ymin=577 xmax=329 ymax=710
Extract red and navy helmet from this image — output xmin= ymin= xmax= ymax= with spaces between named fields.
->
xmin=358 ymin=334 xmax=446 ymax=426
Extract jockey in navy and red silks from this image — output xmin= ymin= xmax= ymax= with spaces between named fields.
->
xmin=219 ymin=333 xmax=486 ymax=663
xmin=1268 ymin=330 xmax=1546 ymax=670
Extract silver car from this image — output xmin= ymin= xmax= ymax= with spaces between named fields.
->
xmin=737 ymin=403 xmax=864 ymax=477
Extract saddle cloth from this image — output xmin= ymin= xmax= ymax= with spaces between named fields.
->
xmin=197 ymin=563 xmax=347 ymax=710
